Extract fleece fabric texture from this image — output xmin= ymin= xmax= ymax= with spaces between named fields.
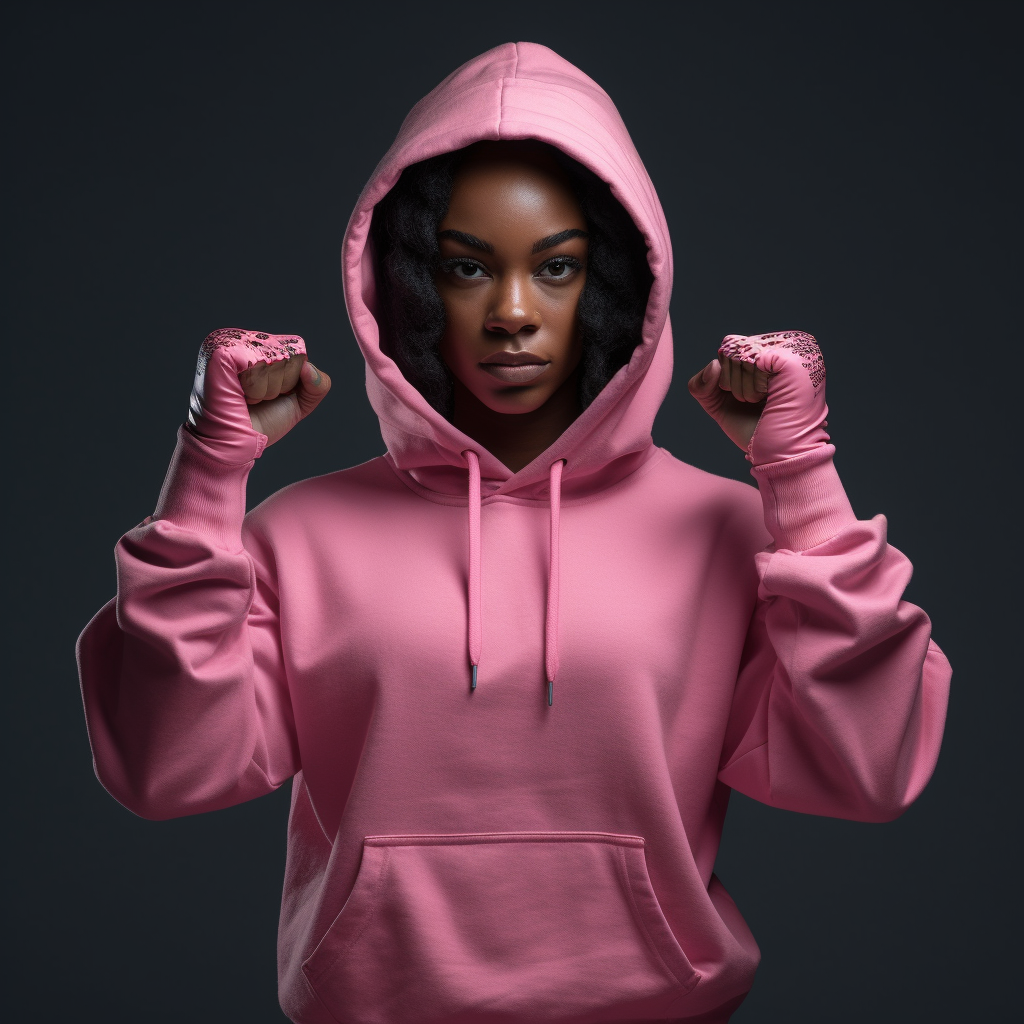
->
xmin=77 ymin=42 xmax=951 ymax=1024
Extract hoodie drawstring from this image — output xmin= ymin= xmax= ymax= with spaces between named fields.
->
xmin=545 ymin=459 xmax=564 ymax=706
xmin=465 ymin=451 xmax=482 ymax=690
xmin=463 ymin=452 xmax=565 ymax=706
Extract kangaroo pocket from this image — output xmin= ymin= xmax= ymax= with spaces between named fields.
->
xmin=302 ymin=831 xmax=700 ymax=1024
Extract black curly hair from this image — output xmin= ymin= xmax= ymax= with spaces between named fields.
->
xmin=370 ymin=141 xmax=653 ymax=418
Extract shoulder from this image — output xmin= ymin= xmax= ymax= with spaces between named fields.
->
xmin=244 ymin=455 xmax=403 ymax=538
xmin=649 ymin=447 xmax=768 ymax=540
xmin=653 ymin=447 xmax=761 ymax=506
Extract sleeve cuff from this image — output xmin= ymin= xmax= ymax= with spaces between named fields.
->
xmin=150 ymin=425 xmax=254 ymax=550
xmin=750 ymin=444 xmax=858 ymax=551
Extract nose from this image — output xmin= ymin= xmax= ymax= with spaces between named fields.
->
xmin=484 ymin=273 xmax=540 ymax=336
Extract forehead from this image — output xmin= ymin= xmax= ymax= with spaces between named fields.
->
xmin=443 ymin=155 xmax=585 ymax=233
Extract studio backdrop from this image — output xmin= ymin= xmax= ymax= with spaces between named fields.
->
xmin=8 ymin=3 xmax=1018 ymax=1022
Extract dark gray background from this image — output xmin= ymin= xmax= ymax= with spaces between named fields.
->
xmin=8 ymin=2 xmax=1019 ymax=1021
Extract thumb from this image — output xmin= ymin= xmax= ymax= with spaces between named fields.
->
xmin=295 ymin=360 xmax=332 ymax=418
xmin=687 ymin=358 xmax=722 ymax=401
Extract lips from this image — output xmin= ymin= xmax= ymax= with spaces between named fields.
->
xmin=480 ymin=351 xmax=550 ymax=384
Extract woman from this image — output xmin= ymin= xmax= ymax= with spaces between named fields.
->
xmin=77 ymin=42 xmax=951 ymax=1023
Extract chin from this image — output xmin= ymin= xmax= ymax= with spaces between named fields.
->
xmin=482 ymin=392 xmax=552 ymax=416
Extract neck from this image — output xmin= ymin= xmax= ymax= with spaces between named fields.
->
xmin=451 ymin=373 xmax=581 ymax=474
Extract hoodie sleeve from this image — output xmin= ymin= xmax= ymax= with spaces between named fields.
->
xmin=717 ymin=444 xmax=951 ymax=822
xmin=76 ymin=426 xmax=299 ymax=821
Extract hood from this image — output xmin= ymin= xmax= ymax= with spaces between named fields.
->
xmin=340 ymin=42 xmax=675 ymax=705
xmin=341 ymin=41 xmax=674 ymax=503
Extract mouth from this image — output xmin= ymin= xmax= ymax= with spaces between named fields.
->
xmin=479 ymin=351 xmax=551 ymax=384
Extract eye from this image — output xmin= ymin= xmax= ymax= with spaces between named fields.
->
xmin=536 ymin=256 xmax=582 ymax=280
xmin=443 ymin=259 xmax=490 ymax=281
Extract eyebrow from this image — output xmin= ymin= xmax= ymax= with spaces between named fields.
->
xmin=437 ymin=227 xmax=590 ymax=256
xmin=437 ymin=230 xmax=493 ymax=253
xmin=532 ymin=228 xmax=589 ymax=254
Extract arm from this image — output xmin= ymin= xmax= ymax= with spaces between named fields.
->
xmin=690 ymin=333 xmax=951 ymax=821
xmin=717 ymin=447 xmax=950 ymax=820
xmin=76 ymin=330 xmax=330 ymax=820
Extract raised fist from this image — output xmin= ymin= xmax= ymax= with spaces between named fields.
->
xmin=187 ymin=328 xmax=331 ymax=462
xmin=687 ymin=331 xmax=829 ymax=466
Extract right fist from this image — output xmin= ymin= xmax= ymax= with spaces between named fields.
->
xmin=187 ymin=328 xmax=331 ymax=462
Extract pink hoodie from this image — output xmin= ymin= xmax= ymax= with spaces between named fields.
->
xmin=77 ymin=42 xmax=951 ymax=1024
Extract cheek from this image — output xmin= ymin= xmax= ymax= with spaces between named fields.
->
xmin=547 ymin=281 xmax=585 ymax=357
xmin=437 ymin=292 xmax=478 ymax=365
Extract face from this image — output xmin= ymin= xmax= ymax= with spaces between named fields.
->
xmin=435 ymin=144 xmax=588 ymax=416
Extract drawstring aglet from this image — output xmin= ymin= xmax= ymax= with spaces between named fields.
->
xmin=547 ymin=679 xmax=554 ymax=706
xmin=471 ymin=664 xmax=478 ymax=691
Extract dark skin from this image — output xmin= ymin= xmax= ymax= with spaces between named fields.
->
xmin=434 ymin=142 xmax=589 ymax=472
xmin=235 ymin=141 xmax=769 ymax=462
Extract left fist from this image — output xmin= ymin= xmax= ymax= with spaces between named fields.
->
xmin=687 ymin=331 xmax=830 ymax=466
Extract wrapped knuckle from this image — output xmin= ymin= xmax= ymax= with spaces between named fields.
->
xmin=198 ymin=327 xmax=245 ymax=370
xmin=725 ymin=330 xmax=825 ymax=389
xmin=199 ymin=328 xmax=306 ymax=371
xmin=754 ymin=330 xmax=818 ymax=353
xmin=717 ymin=336 xmax=758 ymax=364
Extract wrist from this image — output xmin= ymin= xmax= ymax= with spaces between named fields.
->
xmin=184 ymin=415 xmax=268 ymax=464
xmin=747 ymin=414 xmax=831 ymax=468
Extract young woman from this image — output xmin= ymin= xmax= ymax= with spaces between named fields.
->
xmin=77 ymin=42 xmax=951 ymax=1024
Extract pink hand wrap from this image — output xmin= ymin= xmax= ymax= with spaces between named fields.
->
xmin=186 ymin=328 xmax=306 ymax=464
xmin=718 ymin=331 xmax=829 ymax=467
